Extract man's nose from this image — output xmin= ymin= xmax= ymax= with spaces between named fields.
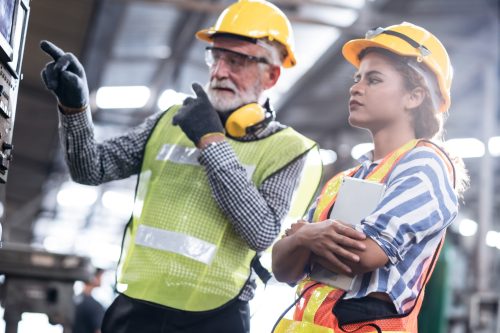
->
xmin=211 ymin=58 xmax=231 ymax=79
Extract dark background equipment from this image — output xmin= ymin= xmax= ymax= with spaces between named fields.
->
xmin=0 ymin=243 xmax=94 ymax=333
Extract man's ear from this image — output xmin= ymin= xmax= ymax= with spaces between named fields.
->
xmin=406 ymin=86 xmax=425 ymax=110
xmin=263 ymin=65 xmax=281 ymax=90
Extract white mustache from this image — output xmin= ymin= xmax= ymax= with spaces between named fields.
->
xmin=210 ymin=79 xmax=237 ymax=91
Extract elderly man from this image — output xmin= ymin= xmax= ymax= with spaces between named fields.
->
xmin=40 ymin=1 xmax=321 ymax=332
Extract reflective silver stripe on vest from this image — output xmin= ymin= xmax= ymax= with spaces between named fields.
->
xmin=156 ymin=143 xmax=255 ymax=180
xmin=156 ymin=144 xmax=200 ymax=165
xmin=135 ymin=225 xmax=217 ymax=265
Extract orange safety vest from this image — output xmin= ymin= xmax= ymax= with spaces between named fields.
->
xmin=275 ymin=139 xmax=455 ymax=333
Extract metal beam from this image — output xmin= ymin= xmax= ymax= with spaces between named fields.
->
xmin=476 ymin=20 xmax=499 ymax=293
xmin=120 ymin=0 xmax=359 ymax=28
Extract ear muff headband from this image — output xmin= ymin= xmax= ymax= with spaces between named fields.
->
xmin=225 ymin=103 xmax=274 ymax=138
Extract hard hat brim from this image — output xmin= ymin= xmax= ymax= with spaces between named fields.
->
xmin=196 ymin=28 xmax=216 ymax=43
xmin=342 ymin=38 xmax=418 ymax=68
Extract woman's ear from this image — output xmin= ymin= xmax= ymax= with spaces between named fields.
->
xmin=406 ymin=87 xmax=425 ymax=110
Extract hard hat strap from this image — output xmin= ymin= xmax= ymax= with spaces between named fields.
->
xmin=367 ymin=28 xmax=432 ymax=58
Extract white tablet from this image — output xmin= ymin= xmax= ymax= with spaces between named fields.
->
xmin=329 ymin=176 xmax=386 ymax=226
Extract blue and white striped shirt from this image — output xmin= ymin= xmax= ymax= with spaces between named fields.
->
xmin=306 ymin=145 xmax=458 ymax=314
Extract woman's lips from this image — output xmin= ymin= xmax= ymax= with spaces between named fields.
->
xmin=349 ymin=99 xmax=363 ymax=110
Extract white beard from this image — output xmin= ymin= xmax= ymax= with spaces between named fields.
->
xmin=206 ymin=78 xmax=262 ymax=114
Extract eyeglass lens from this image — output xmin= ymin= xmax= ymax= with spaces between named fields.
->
xmin=205 ymin=47 xmax=268 ymax=72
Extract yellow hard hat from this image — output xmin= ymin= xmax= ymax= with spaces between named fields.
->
xmin=342 ymin=22 xmax=452 ymax=113
xmin=196 ymin=0 xmax=296 ymax=68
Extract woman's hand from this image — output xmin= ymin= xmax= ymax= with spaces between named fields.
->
xmin=283 ymin=220 xmax=308 ymax=238
xmin=295 ymin=220 xmax=367 ymax=275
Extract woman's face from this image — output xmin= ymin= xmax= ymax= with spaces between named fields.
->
xmin=348 ymin=52 xmax=412 ymax=133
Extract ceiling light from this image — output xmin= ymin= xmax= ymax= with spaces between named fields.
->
xmin=485 ymin=230 xmax=500 ymax=249
xmin=446 ymin=138 xmax=485 ymax=158
xmin=458 ymin=218 xmax=478 ymax=237
xmin=351 ymin=143 xmax=373 ymax=160
xmin=488 ymin=136 xmax=500 ymax=156
xmin=96 ymin=86 xmax=150 ymax=109
xmin=157 ymin=89 xmax=188 ymax=111
xmin=319 ymin=149 xmax=337 ymax=165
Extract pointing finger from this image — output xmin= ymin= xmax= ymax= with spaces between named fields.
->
xmin=191 ymin=83 xmax=208 ymax=100
xmin=40 ymin=40 xmax=65 ymax=61
xmin=53 ymin=56 xmax=71 ymax=73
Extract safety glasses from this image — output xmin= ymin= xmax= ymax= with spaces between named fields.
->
xmin=205 ymin=46 xmax=270 ymax=72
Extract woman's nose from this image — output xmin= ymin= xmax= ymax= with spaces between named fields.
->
xmin=350 ymin=82 xmax=362 ymax=96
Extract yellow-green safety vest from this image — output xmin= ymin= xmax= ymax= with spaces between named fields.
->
xmin=119 ymin=106 xmax=322 ymax=311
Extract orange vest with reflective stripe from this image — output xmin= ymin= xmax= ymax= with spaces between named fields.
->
xmin=275 ymin=139 xmax=455 ymax=333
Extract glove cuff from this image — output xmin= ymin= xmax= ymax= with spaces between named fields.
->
xmin=58 ymin=103 xmax=88 ymax=115
xmin=197 ymin=132 xmax=225 ymax=149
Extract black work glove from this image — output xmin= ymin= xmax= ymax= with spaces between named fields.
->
xmin=172 ymin=83 xmax=224 ymax=145
xmin=40 ymin=40 xmax=89 ymax=109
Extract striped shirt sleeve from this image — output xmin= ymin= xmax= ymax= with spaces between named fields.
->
xmin=357 ymin=146 xmax=458 ymax=265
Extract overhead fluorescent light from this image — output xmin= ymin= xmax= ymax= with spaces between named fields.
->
xmin=157 ymin=89 xmax=188 ymax=111
xmin=488 ymin=136 xmax=500 ymax=156
xmin=446 ymin=138 xmax=485 ymax=158
xmin=351 ymin=142 xmax=373 ymax=160
xmin=96 ymin=86 xmax=150 ymax=109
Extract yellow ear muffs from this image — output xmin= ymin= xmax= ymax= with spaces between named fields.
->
xmin=225 ymin=103 xmax=267 ymax=138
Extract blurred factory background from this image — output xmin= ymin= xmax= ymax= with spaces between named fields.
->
xmin=0 ymin=0 xmax=498 ymax=332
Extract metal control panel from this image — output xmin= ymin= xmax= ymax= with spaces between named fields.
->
xmin=0 ymin=63 xmax=19 ymax=183
xmin=0 ymin=0 xmax=30 ymax=184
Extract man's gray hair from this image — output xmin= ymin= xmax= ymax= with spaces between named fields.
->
xmin=256 ymin=38 xmax=287 ymax=67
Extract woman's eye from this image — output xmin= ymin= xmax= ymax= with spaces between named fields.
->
xmin=353 ymin=76 xmax=360 ymax=83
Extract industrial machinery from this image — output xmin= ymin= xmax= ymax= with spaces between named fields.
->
xmin=0 ymin=0 xmax=30 ymax=185
xmin=0 ymin=243 xmax=94 ymax=333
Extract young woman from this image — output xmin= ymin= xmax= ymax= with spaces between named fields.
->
xmin=272 ymin=22 xmax=468 ymax=333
